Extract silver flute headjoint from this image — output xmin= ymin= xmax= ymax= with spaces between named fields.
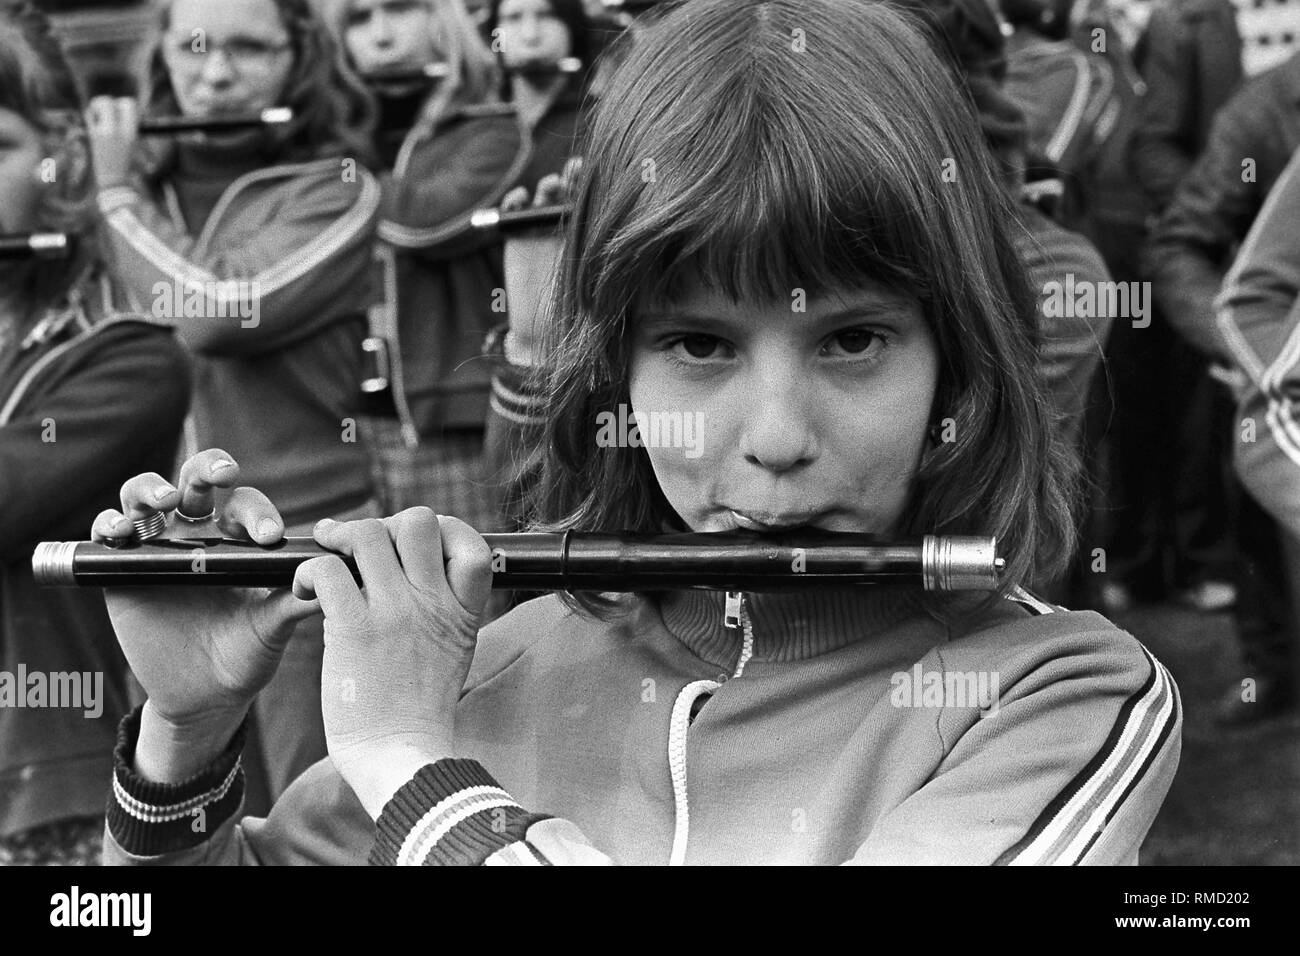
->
xmin=922 ymin=535 xmax=1002 ymax=591
xmin=31 ymin=541 xmax=78 ymax=587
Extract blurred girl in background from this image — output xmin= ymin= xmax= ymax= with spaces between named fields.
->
xmin=84 ymin=0 xmax=382 ymax=813
xmin=0 ymin=2 xmax=189 ymax=863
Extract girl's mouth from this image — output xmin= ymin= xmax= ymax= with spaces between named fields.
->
xmin=726 ymin=509 xmax=829 ymax=533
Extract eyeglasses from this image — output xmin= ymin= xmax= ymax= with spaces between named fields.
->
xmin=164 ymin=35 xmax=292 ymax=73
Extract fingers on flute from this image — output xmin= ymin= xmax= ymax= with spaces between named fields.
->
xmin=312 ymin=517 xmax=403 ymax=589
xmin=119 ymin=472 xmax=179 ymax=522
xmin=292 ymin=555 xmax=365 ymax=620
xmin=217 ymin=486 xmax=284 ymax=544
xmin=91 ymin=508 xmax=135 ymax=543
xmin=434 ymin=515 xmax=493 ymax=613
xmin=533 ymin=172 xmax=566 ymax=206
xmin=500 ymin=186 xmax=531 ymax=212
xmin=386 ymin=508 xmax=447 ymax=590
xmin=175 ymin=448 xmax=240 ymax=519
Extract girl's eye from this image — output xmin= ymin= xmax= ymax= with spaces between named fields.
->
xmin=826 ymin=329 xmax=884 ymax=357
xmin=674 ymin=334 xmax=726 ymax=360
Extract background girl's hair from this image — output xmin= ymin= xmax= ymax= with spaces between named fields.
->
xmin=0 ymin=2 xmax=97 ymax=311
xmin=486 ymin=0 xmax=592 ymax=67
xmin=322 ymin=0 xmax=500 ymax=109
xmin=144 ymin=0 xmax=377 ymax=172
xmin=521 ymin=0 xmax=1078 ymax=621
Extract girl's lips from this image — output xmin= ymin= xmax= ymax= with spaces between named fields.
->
xmin=726 ymin=509 xmax=829 ymax=532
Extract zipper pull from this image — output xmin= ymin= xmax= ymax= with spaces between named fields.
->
xmin=724 ymin=590 xmax=743 ymax=630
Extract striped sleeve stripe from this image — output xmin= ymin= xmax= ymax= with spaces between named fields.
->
xmin=489 ymin=375 xmax=549 ymax=427
xmin=106 ymin=706 xmax=247 ymax=857
xmin=111 ymin=758 xmax=241 ymax=823
xmin=398 ymin=786 xmax=520 ymax=866
xmin=995 ymin=648 xmax=1179 ymax=866
xmin=100 ymin=173 xmax=380 ymax=299
xmin=370 ymin=759 xmax=557 ymax=866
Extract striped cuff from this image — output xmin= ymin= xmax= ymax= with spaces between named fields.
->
xmin=106 ymin=706 xmax=246 ymax=857
xmin=97 ymin=186 xmax=139 ymax=214
xmin=370 ymin=759 xmax=552 ymax=866
xmin=489 ymin=362 xmax=549 ymax=428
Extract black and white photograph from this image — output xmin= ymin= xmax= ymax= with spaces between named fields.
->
xmin=0 ymin=0 xmax=1295 ymax=903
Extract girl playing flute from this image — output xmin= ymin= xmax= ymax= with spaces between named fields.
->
xmin=93 ymin=0 xmax=1180 ymax=865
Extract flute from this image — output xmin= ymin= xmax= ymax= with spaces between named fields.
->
xmin=470 ymin=204 xmax=570 ymax=235
xmin=0 ymin=233 xmax=70 ymax=259
xmin=363 ymin=57 xmax=582 ymax=85
xmin=33 ymin=532 xmax=1002 ymax=592
xmin=138 ymin=107 xmax=293 ymax=135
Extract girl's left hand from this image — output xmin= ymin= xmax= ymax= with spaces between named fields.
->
xmin=293 ymin=508 xmax=494 ymax=819
xmin=85 ymin=95 xmax=140 ymax=190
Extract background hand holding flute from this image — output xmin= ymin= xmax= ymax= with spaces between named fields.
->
xmin=92 ymin=449 xmax=489 ymax=820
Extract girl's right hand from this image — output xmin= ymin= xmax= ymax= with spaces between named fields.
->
xmin=91 ymin=449 xmax=320 ymax=738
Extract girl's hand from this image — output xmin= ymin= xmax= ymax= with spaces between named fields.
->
xmin=294 ymin=508 xmax=493 ymax=819
xmin=92 ymin=449 xmax=320 ymax=779
xmin=85 ymin=95 xmax=140 ymax=190
xmin=500 ymin=157 xmax=582 ymax=360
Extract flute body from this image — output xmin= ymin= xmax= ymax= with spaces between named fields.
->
xmin=138 ymin=107 xmax=293 ymax=135
xmin=33 ymin=532 xmax=1002 ymax=592
xmin=0 ymin=233 xmax=70 ymax=259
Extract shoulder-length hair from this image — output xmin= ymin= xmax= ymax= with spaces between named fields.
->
xmin=523 ymin=0 xmax=1078 ymax=619
xmin=0 ymin=3 xmax=96 ymax=312
xmin=143 ymin=0 xmax=377 ymax=174
xmin=322 ymin=0 xmax=499 ymax=111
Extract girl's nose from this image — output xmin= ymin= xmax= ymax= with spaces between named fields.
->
xmin=370 ymin=10 xmax=394 ymax=46
xmin=198 ymin=47 xmax=237 ymax=86
xmin=519 ymin=13 xmax=543 ymax=43
xmin=736 ymin=372 xmax=818 ymax=474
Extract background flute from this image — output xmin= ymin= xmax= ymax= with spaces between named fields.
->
xmin=470 ymin=203 xmax=570 ymax=235
xmin=363 ymin=57 xmax=582 ymax=85
xmin=137 ymin=106 xmax=293 ymax=135
xmin=0 ymin=232 xmax=70 ymax=259
xmin=33 ymin=532 xmax=1002 ymax=592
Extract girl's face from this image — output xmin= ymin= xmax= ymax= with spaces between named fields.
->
xmin=162 ymin=0 xmax=295 ymax=117
xmin=0 ymin=106 xmax=44 ymax=236
xmin=343 ymin=0 xmax=441 ymax=74
xmin=629 ymin=280 xmax=939 ymax=535
xmin=496 ymin=0 xmax=571 ymax=69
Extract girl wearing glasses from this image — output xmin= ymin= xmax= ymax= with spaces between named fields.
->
xmin=84 ymin=0 xmax=382 ymax=814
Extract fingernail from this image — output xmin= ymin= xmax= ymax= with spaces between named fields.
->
xmin=212 ymin=459 xmax=236 ymax=474
xmin=257 ymin=518 xmax=280 ymax=538
xmin=113 ymin=516 xmax=131 ymax=531
xmin=315 ymin=518 xmax=335 ymax=530
xmin=153 ymin=486 xmax=175 ymax=503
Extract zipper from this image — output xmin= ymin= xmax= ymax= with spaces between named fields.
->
xmin=724 ymin=591 xmax=755 ymax=679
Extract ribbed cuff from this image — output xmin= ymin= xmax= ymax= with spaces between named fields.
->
xmin=370 ymin=759 xmax=551 ymax=866
xmin=489 ymin=363 xmax=548 ymax=428
xmin=106 ymin=706 xmax=247 ymax=857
